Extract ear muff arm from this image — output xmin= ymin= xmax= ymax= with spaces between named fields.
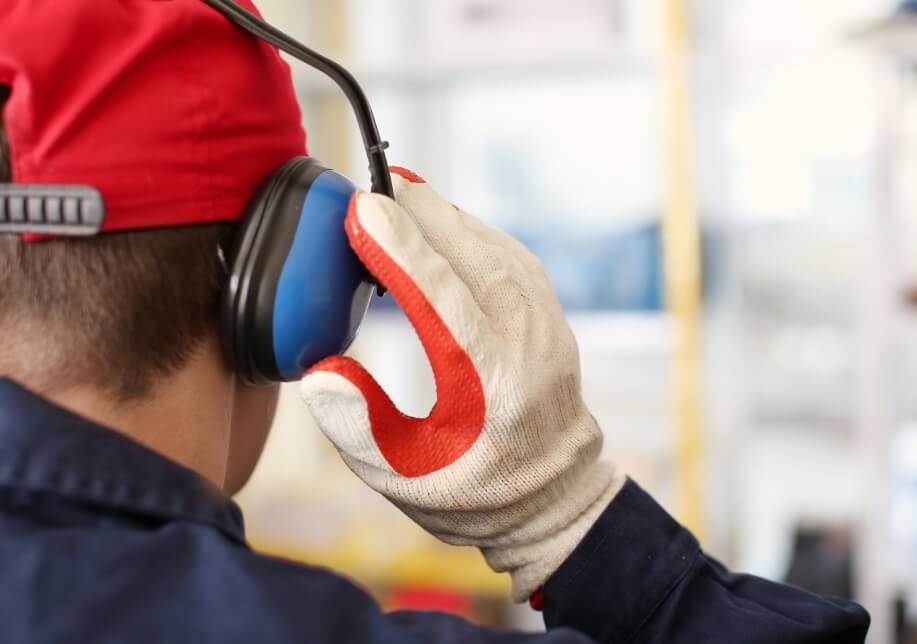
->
xmin=200 ymin=0 xmax=395 ymax=201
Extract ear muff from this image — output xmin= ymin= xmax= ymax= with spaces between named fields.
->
xmin=221 ymin=156 xmax=375 ymax=384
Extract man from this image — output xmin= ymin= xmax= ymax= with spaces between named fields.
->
xmin=0 ymin=1 xmax=870 ymax=642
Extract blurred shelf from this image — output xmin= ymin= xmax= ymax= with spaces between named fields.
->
xmin=362 ymin=310 xmax=675 ymax=355
xmin=853 ymin=9 xmax=917 ymax=62
xmin=566 ymin=311 xmax=676 ymax=356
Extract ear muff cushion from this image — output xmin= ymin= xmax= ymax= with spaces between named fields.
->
xmin=221 ymin=157 xmax=373 ymax=384
xmin=221 ymin=158 xmax=316 ymax=382
xmin=270 ymin=170 xmax=374 ymax=380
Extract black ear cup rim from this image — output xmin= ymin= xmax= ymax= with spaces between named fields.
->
xmin=221 ymin=157 xmax=328 ymax=384
xmin=226 ymin=162 xmax=295 ymax=382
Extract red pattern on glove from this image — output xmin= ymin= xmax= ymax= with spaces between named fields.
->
xmin=390 ymin=166 xmax=427 ymax=184
xmin=529 ymin=588 xmax=546 ymax=611
xmin=306 ymin=179 xmax=486 ymax=478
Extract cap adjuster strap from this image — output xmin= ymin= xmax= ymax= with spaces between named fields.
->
xmin=0 ymin=185 xmax=105 ymax=236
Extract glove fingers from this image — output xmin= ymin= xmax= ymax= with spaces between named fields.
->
xmin=389 ymin=167 xmax=542 ymax=271
xmin=390 ymin=169 xmax=519 ymax=278
xmin=389 ymin=169 xmax=564 ymax=343
xmin=450 ymin=207 xmax=561 ymax=307
xmin=447 ymin=203 xmax=546 ymax=277
xmin=347 ymin=191 xmax=488 ymax=349
xmin=310 ymin=201 xmax=491 ymax=478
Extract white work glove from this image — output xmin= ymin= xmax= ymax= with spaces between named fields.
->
xmin=300 ymin=168 xmax=626 ymax=602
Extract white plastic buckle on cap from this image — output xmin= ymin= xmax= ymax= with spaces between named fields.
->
xmin=0 ymin=185 xmax=105 ymax=236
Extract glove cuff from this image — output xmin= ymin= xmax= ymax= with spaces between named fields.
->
xmin=482 ymin=461 xmax=627 ymax=602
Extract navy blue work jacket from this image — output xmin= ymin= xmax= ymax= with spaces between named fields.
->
xmin=0 ymin=378 xmax=869 ymax=643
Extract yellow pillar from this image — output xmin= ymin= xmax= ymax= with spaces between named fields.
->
xmin=661 ymin=0 xmax=705 ymax=539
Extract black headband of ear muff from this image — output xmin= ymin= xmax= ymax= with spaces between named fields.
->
xmin=200 ymin=0 xmax=394 ymax=201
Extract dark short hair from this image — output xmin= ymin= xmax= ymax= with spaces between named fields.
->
xmin=0 ymin=88 xmax=232 ymax=401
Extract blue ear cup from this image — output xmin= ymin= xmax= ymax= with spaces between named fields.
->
xmin=221 ymin=157 xmax=375 ymax=384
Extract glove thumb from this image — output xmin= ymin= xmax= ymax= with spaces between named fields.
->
xmin=300 ymin=356 xmax=401 ymax=471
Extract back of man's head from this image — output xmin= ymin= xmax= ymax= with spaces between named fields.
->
xmin=0 ymin=1 xmax=307 ymax=402
xmin=0 ymin=99 xmax=230 ymax=402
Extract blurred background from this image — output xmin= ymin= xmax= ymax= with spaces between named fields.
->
xmin=232 ymin=0 xmax=917 ymax=640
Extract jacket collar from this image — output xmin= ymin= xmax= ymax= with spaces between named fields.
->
xmin=0 ymin=378 xmax=245 ymax=543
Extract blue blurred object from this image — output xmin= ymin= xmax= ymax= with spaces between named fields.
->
xmin=512 ymin=226 xmax=664 ymax=311
xmin=370 ymin=219 xmax=718 ymax=313
xmin=371 ymin=223 xmax=696 ymax=312
xmin=900 ymin=0 xmax=917 ymax=13
xmin=514 ymin=224 xmax=717 ymax=311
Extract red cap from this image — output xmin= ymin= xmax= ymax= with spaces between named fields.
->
xmin=0 ymin=0 xmax=307 ymax=233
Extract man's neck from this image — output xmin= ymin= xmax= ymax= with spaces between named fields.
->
xmin=7 ymin=337 xmax=234 ymax=488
